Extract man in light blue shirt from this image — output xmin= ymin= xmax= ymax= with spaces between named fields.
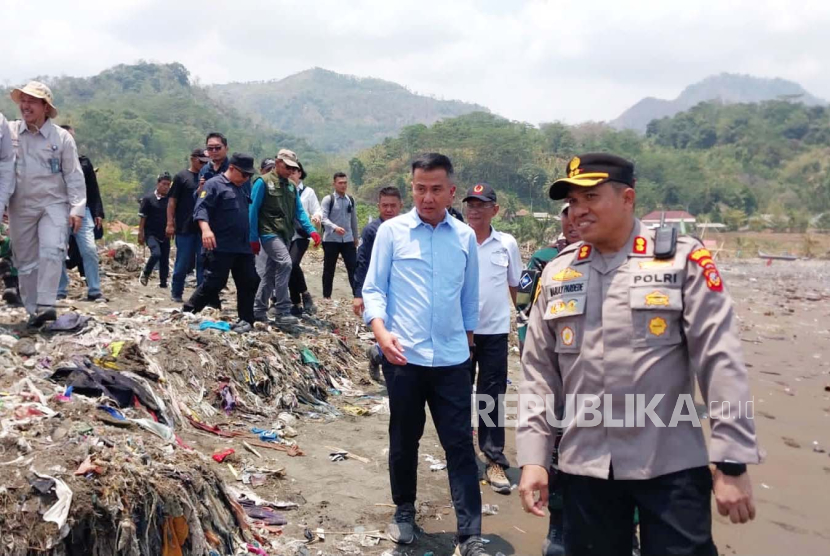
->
xmin=363 ymin=153 xmax=489 ymax=556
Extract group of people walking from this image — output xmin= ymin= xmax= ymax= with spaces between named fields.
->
xmin=0 ymin=79 xmax=760 ymax=556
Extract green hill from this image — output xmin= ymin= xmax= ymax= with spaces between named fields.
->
xmin=0 ymin=62 xmax=328 ymax=224
xmin=207 ymin=68 xmax=488 ymax=154
xmin=350 ymin=103 xmax=830 ymax=243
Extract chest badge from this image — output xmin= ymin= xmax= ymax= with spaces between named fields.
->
xmin=649 ymin=316 xmax=668 ymax=336
xmin=552 ymin=267 xmax=583 ymax=282
xmin=561 ymin=326 xmax=575 ymax=346
xmin=644 ymin=291 xmax=670 ymax=307
xmin=633 ymin=236 xmax=647 ymax=255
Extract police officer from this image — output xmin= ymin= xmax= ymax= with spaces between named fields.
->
xmin=517 ymin=153 xmax=760 ymax=556
xmin=3 ymin=82 xmax=86 ymax=326
xmin=184 ymin=153 xmax=260 ymax=333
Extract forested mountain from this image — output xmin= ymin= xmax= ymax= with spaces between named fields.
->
xmin=0 ymin=62 xmax=327 ymax=223
xmin=350 ymin=101 xmax=830 ymax=241
xmin=611 ymin=73 xmax=826 ymax=133
xmin=207 ymin=68 xmax=488 ymax=154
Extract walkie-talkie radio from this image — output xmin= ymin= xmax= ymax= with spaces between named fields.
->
xmin=653 ymin=212 xmax=677 ymax=260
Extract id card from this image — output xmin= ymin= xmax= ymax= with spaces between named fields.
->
xmin=49 ymin=157 xmax=61 ymax=174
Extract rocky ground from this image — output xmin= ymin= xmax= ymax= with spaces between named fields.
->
xmin=1 ymin=247 xmax=829 ymax=556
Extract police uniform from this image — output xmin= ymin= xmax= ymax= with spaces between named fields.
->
xmin=184 ymin=153 xmax=260 ymax=325
xmin=517 ymin=154 xmax=760 ymax=556
xmin=4 ymin=83 xmax=86 ymax=317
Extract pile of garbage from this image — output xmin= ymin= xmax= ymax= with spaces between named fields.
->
xmin=0 ymin=301 xmax=368 ymax=555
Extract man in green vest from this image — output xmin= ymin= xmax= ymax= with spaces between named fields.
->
xmin=249 ymin=149 xmax=320 ymax=325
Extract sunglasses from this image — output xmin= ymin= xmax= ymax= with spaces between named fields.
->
xmin=206 ymin=145 xmax=224 ymax=151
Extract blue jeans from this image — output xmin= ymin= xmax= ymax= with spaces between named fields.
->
xmin=171 ymin=233 xmax=204 ymax=298
xmin=58 ymin=208 xmax=101 ymax=297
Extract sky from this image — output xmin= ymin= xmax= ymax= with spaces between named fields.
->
xmin=2 ymin=0 xmax=830 ymax=124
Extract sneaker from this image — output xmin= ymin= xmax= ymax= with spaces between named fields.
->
xmin=139 ymin=273 xmax=149 ymax=286
xmin=290 ymin=304 xmax=303 ymax=317
xmin=87 ymin=293 xmax=107 ymax=303
xmin=273 ymin=313 xmax=300 ymax=325
xmin=301 ymin=292 xmax=316 ymax=314
xmin=367 ymin=345 xmax=382 ymax=381
xmin=171 ymin=295 xmax=184 ymax=303
xmin=454 ymin=536 xmax=492 ymax=556
xmin=485 ymin=462 xmax=511 ymax=494
xmin=386 ymin=503 xmax=419 ymax=545
xmin=55 ymin=293 xmax=67 ymax=301
xmin=231 ymin=320 xmax=252 ymax=334
xmin=542 ymin=510 xmax=565 ymax=556
xmin=28 ymin=306 xmax=57 ymax=328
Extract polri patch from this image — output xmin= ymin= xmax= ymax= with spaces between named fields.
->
xmin=689 ymin=248 xmax=723 ymax=292
xmin=633 ymin=236 xmax=647 ymax=255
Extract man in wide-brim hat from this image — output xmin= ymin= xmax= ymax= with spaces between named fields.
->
xmin=2 ymin=81 xmax=86 ymax=327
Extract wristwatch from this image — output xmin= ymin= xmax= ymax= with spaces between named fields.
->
xmin=715 ymin=462 xmax=747 ymax=476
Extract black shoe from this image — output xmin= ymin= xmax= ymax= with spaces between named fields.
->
xmin=3 ymin=288 xmax=23 ymax=306
xmin=171 ymin=295 xmax=184 ymax=303
xmin=55 ymin=293 xmax=67 ymax=301
xmin=87 ymin=293 xmax=107 ymax=303
xmin=367 ymin=345 xmax=382 ymax=381
xmin=159 ymin=283 xmax=168 ymax=289
xmin=139 ymin=273 xmax=149 ymax=286
xmin=301 ymin=292 xmax=316 ymax=314
xmin=290 ymin=304 xmax=303 ymax=317
xmin=542 ymin=510 xmax=565 ymax=556
xmin=386 ymin=503 xmax=419 ymax=545
xmin=28 ymin=307 xmax=57 ymax=328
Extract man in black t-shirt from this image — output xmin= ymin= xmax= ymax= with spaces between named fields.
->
xmin=166 ymin=148 xmax=208 ymax=301
xmin=139 ymin=173 xmax=172 ymax=288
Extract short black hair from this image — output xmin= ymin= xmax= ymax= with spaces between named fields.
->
xmin=411 ymin=153 xmax=453 ymax=177
xmin=59 ymin=124 xmax=74 ymax=132
xmin=297 ymin=162 xmax=307 ymax=181
xmin=205 ymin=132 xmax=228 ymax=147
xmin=333 ymin=172 xmax=347 ymax=181
xmin=378 ymin=186 xmax=401 ymax=201
xmin=157 ymin=171 xmax=172 ymax=183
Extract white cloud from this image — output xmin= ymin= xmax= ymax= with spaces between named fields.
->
xmin=2 ymin=0 xmax=830 ymax=124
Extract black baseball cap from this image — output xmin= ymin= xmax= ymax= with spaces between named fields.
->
xmin=229 ymin=153 xmax=256 ymax=176
xmin=190 ymin=148 xmax=209 ymax=162
xmin=463 ymin=182 xmax=497 ymax=203
xmin=548 ymin=153 xmax=635 ymax=200
xmin=157 ymin=171 xmax=172 ymax=182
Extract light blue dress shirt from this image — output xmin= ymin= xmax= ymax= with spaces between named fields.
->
xmin=362 ymin=208 xmax=479 ymax=367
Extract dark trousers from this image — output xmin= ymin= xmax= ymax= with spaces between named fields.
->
xmin=143 ymin=235 xmax=170 ymax=286
xmin=383 ymin=359 xmax=482 ymax=537
xmin=470 ymin=333 xmax=510 ymax=468
xmin=183 ymin=251 xmax=260 ymax=324
xmin=288 ymin=238 xmax=310 ymax=305
xmin=321 ymin=241 xmax=356 ymax=298
xmin=562 ymin=466 xmax=717 ymax=556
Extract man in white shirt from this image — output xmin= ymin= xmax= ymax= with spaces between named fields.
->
xmin=464 ymin=182 xmax=521 ymax=494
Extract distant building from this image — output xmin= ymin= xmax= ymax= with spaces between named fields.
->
xmin=641 ymin=210 xmax=697 ymax=233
